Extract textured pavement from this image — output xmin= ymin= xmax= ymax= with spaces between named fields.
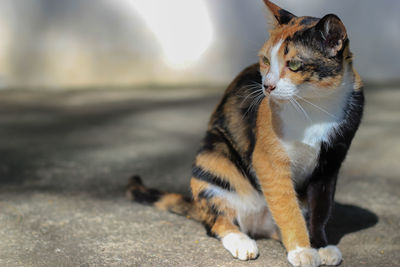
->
xmin=0 ymin=85 xmax=399 ymax=266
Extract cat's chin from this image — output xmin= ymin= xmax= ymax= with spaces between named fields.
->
xmin=268 ymin=95 xmax=291 ymax=104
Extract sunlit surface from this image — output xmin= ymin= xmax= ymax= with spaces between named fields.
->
xmin=132 ymin=0 xmax=213 ymax=68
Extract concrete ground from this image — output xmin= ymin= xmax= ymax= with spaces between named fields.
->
xmin=0 ymin=85 xmax=399 ymax=267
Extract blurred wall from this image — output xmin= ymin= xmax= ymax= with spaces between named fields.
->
xmin=0 ymin=0 xmax=399 ymax=89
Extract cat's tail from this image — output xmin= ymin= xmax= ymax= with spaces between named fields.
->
xmin=126 ymin=175 xmax=202 ymax=221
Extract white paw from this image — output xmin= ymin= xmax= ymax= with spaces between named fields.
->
xmin=288 ymin=247 xmax=321 ymax=267
xmin=221 ymin=233 xmax=259 ymax=261
xmin=318 ymin=245 xmax=342 ymax=266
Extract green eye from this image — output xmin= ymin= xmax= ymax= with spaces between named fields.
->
xmin=262 ymin=56 xmax=270 ymax=65
xmin=288 ymin=60 xmax=303 ymax=72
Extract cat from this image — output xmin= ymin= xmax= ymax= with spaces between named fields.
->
xmin=126 ymin=1 xmax=364 ymax=266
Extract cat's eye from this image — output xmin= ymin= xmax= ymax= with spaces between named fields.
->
xmin=262 ymin=56 xmax=270 ymax=66
xmin=288 ymin=60 xmax=303 ymax=72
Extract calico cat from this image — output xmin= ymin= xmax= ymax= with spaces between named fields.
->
xmin=127 ymin=1 xmax=364 ymax=266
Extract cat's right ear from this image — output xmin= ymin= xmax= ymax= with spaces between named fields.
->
xmin=314 ymin=14 xmax=347 ymax=57
xmin=263 ymin=0 xmax=296 ymax=25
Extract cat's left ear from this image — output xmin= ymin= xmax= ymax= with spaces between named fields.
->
xmin=263 ymin=0 xmax=296 ymax=25
xmin=315 ymin=14 xmax=347 ymax=57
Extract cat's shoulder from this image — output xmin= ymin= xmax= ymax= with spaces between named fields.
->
xmin=226 ymin=63 xmax=262 ymax=94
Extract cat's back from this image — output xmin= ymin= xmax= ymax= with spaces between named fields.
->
xmin=206 ymin=64 xmax=264 ymax=156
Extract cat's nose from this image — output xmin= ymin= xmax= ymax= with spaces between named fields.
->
xmin=263 ymin=84 xmax=276 ymax=93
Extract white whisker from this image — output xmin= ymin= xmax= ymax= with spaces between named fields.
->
xmin=295 ymin=94 xmax=338 ymax=119
xmin=240 ymin=89 xmax=262 ymax=104
xmin=291 ymin=97 xmax=312 ymax=123
xmin=243 ymin=92 xmax=264 ymax=120
xmin=288 ymin=98 xmax=302 ymax=115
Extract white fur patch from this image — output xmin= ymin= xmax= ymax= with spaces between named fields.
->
xmin=207 ymin=186 xmax=278 ymax=237
xmin=273 ymin=78 xmax=299 ymax=100
xmin=280 ymin=101 xmax=341 ymax=186
xmin=275 ymin=72 xmax=353 ymax=186
xmin=287 ymin=247 xmax=321 ymax=267
xmin=263 ymin=39 xmax=283 ymax=92
xmin=318 ymin=245 xmax=342 ymax=266
xmin=222 ymin=233 xmax=259 ymax=261
xmin=207 ymin=186 xmax=266 ymax=214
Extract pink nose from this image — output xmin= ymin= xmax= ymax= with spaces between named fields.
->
xmin=264 ymin=84 xmax=276 ymax=93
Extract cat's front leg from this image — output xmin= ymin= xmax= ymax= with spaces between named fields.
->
xmin=252 ymin=154 xmax=321 ymax=267
xmin=252 ymin=101 xmax=320 ymax=267
xmin=209 ymin=215 xmax=259 ymax=261
xmin=307 ymin=173 xmax=342 ymax=266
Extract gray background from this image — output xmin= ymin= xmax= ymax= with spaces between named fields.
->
xmin=0 ymin=0 xmax=399 ymax=89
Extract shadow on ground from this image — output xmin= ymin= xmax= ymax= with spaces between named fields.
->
xmin=327 ymin=202 xmax=379 ymax=245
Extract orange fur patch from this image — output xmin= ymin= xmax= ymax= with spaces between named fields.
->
xmin=353 ymin=68 xmax=363 ymax=91
xmin=211 ymin=216 xmax=241 ymax=238
xmin=195 ymin=152 xmax=253 ymax=195
xmin=191 ymin=178 xmax=209 ymax=199
xmin=154 ymin=193 xmax=184 ymax=210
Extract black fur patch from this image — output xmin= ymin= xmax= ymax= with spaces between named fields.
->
xmin=192 ymin=165 xmax=234 ymax=191
xmin=131 ymin=175 xmax=143 ymax=185
xmin=277 ymin=9 xmax=295 ymax=25
xmin=199 ymin=131 xmax=225 ymax=153
xmin=203 ymin=221 xmax=217 ymax=238
xmin=233 ymin=218 xmax=240 ymax=228
xmin=315 ymin=60 xmax=343 ymax=79
xmin=305 ymin=89 xmax=364 ymax=248
xmin=316 ymin=90 xmax=364 ymax=175
xmin=198 ymin=189 xmax=214 ymax=200
xmin=130 ymin=188 xmax=163 ymax=204
xmin=293 ymin=14 xmax=348 ymax=63
xmin=284 ymin=44 xmax=289 ymax=55
xmin=300 ymin=16 xmax=319 ymax=25
xmin=297 ymin=50 xmax=345 ymax=80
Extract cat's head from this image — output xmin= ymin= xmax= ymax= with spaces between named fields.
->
xmin=259 ymin=0 xmax=353 ymax=101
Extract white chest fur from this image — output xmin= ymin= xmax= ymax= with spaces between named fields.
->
xmin=276 ymin=90 xmax=350 ymax=186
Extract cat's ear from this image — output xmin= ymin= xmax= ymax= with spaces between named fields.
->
xmin=263 ymin=0 xmax=296 ymax=25
xmin=315 ymin=14 xmax=347 ymax=57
